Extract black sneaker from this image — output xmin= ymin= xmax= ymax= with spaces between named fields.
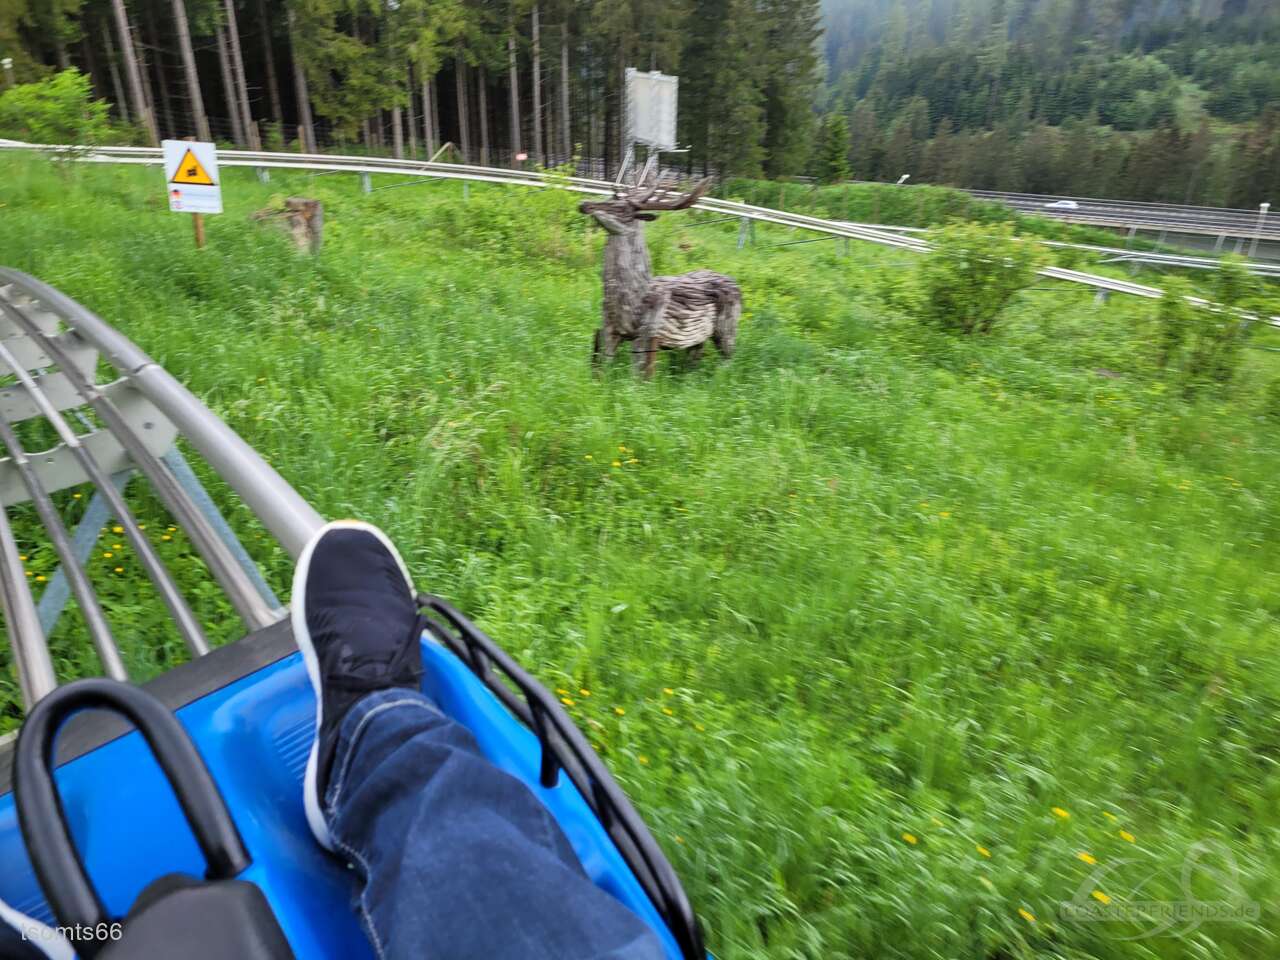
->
xmin=292 ymin=520 xmax=425 ymax=850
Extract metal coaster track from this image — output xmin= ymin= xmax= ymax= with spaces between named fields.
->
xmin=0 ymin=268 xmax=320 ymax=707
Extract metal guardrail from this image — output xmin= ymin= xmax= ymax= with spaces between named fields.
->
xmin=1 ymin=142 xmax=1276 ymax=328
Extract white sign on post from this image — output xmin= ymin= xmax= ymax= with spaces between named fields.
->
xmin=624 ymin=69 xmax=678 ymax=152
xmin=163 ymin=140 xmax=222 ymax=215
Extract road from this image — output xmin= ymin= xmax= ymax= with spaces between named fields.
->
xmin=960 ymin=189 xmax=1278 ymax=242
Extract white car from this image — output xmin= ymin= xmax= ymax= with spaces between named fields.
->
xmin=1044 ymin=199 xmax=1080 ymax=210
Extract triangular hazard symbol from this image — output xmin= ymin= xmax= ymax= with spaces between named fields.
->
xmin=171 ymin=148 xmax=216 ymax=186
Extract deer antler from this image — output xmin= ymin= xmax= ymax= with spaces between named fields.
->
xmin=624 ymin=176 xmax=713 ymax=212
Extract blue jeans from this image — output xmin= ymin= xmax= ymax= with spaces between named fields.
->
xmin=323 ymin=689 xmax=666 ymax=960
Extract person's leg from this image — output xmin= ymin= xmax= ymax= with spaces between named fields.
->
xmin=293 ymin=521 xmax=664 ymax=960
xmin=324 ymin=688 xmax=663 ymax=960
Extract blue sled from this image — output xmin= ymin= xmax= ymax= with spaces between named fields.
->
xmin=0 ymin=596 xmax=703 ymax=958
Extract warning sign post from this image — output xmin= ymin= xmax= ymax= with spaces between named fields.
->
xmin=163 ymin=139 xmax=221 ymax=249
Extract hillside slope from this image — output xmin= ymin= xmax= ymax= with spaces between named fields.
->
xmin=1 ymin=156 xmax=1278 ymax=957
xmin=820 ymin=0 xmax=1280 ymax=205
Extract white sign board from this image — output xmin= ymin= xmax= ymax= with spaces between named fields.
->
xmin=625 ymin=69 xmax=678 ymax=151
xmin=163 ymin=140 xmax=222 ymax=214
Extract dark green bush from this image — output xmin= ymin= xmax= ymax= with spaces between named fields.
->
xmin=0 ymin=69 xmax=116 ymax=145
xmin=914 ymin=222 xmax=1045 ymax=334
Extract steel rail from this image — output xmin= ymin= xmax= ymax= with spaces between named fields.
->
xmin=0 ymin=270 xmax=324 ymax=559
xmin=0 ymin=384 xmax=126 ymax=681
xmin=0 ymin=490 xmax=57 ymax=706
xmin=0 ymin=304 xmax=209 ymax=656
xmin=1 ymin=144 xmax=1275 ymax=326
xmin=0 ymin=294 xmax=276 ymax=632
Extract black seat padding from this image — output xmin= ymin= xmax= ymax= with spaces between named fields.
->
xmin=99 ymin=874 xmax=293 ymax=960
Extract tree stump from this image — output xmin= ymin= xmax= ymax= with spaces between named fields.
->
xmin=252 ymin=197 xmax=324 ymax=254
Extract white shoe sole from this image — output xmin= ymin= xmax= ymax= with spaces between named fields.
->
xmin=292 ymin=519 xmax=416 ymax=852
xmin=0 ymin=898 xmax=74 ymax=960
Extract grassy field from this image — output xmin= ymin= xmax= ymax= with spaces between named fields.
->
xmin=1 ymin=153 xmax=1278 ymax=959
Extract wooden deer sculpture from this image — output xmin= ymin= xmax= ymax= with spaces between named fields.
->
xmin=580 ymin=177 xmax=741 ymax=378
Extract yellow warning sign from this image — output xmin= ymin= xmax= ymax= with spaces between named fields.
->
xmin=170 ymin=148 xmax=216 ymax=186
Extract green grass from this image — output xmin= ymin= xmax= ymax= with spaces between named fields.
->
xmin=2 ymin=154 xmax=1279 ymax=959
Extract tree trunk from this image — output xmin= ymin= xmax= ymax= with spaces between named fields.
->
xmin=531 ymin=5 xmax=542 ymax=166
xmin=223 ymin=0 xmax=255 ymax=146
xmin=171 ymin=0 xmax=211 ymax=141
xmin=216 ymin=23 xmax=246 ymax=145
xmin=406 ymin=70 xmax=417 ymax=158
xmin=455 ymin=55 xmax=471 ymax=161
xmin=478 ymin=66 xmax=489 ymax=165
xmin=287 ymin=8 xmax=316 ymax=152
xmin=131 ymin=22 xmax=156 ymax=135
xmin=256 ymin=0 xmax=283 ymax=125
xmin=392 ymin=106 xmax=404 ymax=158
xmin=80 ymin=35 xmax=105 ymax=101
xmin=109 ymin=0 xmax=155 ymax=142
xmin=422 ymin=75 xmax=436 ymax=157
xmin=101 ymin=24 xmax=130 ymax=124
xmin=560 ymin=28 xmax=571 ymax=162
xmin=507 ymin=34 xmax=521 ymax=164
xmin=146 ymin=5 xmax=175 ymax=139
xmin=430 ymin=76 xmax=440 ymax=156
xmin=55 ymin=42 xmax=71 ymax=70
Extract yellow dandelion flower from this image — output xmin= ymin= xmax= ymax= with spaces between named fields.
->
xmin=662 ymin=707 xmax=674 ymax=716
xmin=694 ymin=723 xmax=705 ymax=732
xmin=976 ymin=845 xmax=991 ymax=858
xmin=112 ymin=526 xmax=123 ymax=534
xmin=1119 ymin=830 xmax=1135 ymax=844
xmin=614 ymin=707 xmax=626 ymax=716
xmin=18 ymin=555 xmax=26 ymax=561
xmin=162 ymin=535 xmax=171 ymax=541
xmin=663 ymin=687 xmax=674 ymax=695
xmin=618 ymin=445 xmax=627 ymax=452
xmin=1018 ymin=908 xmax=1036 ymax=924
xmin=556 ymin=688 xmax=569 ymax=696
xmin=675 ymin=835 xmax=685 ymax=845
xmin=560 ymin=697 xmax=575 ymax=707
xmin=138 ymin=524 xmax=145 ymax=530
xmin=1091 ymin=890 xmax=1111 ymax=905
xmin=114 ymin=567 xmax=124 ymax=573
xmin=1052 ymin=807 xmax=1070 ymax=819
xmin=35 ymin=575 xmax=45 ymax=582
xmin=112 ymin=544 xmax=122 ymax=550
xmin=938 ymin=511 xmax=951 ymax=518
xmin=902 ymin=833 xmax=918 ymax=845
xmin=1077 ymin=852 xmax=1097 ymax=865
xmin=584 ymin=454 xmax=593 ymax=461
xmin=25 ymin=571 xmax=32 ymax=577
xmin=579 ymin=688 xmax=591 ymax=697
xmin=167 ymin=526 xmax=177 ymax=532
xmin=627 ymin=458 xmax=639 ymax=465
xmin=103 ymin=552 xmax=113 ymax=559
xmin=611 ymin=460 xmax=622 ymax=468
xmin=931 ymin=817 xmax=944 ymax=828
xmin=637 ymin=755 xmax=649 ymax=765
xmin=979 ymin=877 xmax=995 ymax=891
xmin=1102 ymin=811 xmax=1117 ymax=821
